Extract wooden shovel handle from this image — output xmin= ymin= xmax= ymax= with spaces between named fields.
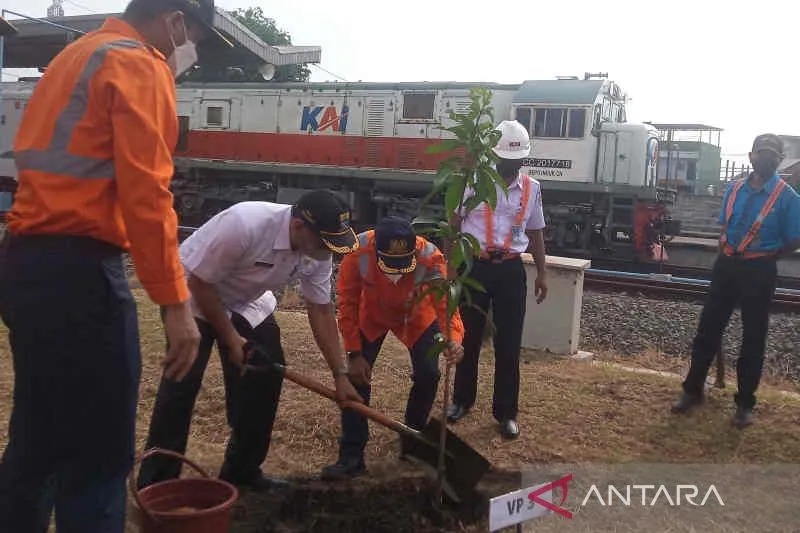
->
xmin=278 ymin=365 xmax=409 ymax=434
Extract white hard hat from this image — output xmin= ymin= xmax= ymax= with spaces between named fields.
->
xmin=492 ymin=120 xmax=531 ymax=159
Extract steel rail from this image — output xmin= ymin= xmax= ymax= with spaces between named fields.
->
xmin=584 ymin=271 xmax=800 ymax=312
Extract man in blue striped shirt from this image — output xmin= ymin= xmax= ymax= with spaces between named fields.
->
xmin=672 ymin=134 xmax=800 ymax=427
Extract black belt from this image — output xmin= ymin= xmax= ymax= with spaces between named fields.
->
xmin=478 ymin=250 xmax=521 ymax=264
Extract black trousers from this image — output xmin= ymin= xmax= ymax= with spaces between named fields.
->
xmin=683 ymin=254 xmax=778 ymax=408
xmin=137 ymin=312 xmax=285 ymax=488
xmin=339 ymin=322 xmax=441 ymax=461
xmin=0 ymin=234 xmax=140 ymax=533
xmin=453 ymin=257 xmax=527 ymax=421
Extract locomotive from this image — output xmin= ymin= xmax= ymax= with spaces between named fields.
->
xmin=0 ymin=73 xmax=679 ymax=260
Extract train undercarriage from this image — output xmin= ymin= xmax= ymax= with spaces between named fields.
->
xmin=170 ymin=160 xmax=681 ymax=261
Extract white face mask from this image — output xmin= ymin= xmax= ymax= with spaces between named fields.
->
xmin=168 ymin=41 xmax=197 ymax=78
xmin=166 ymin=18 xmax=197 ymax=78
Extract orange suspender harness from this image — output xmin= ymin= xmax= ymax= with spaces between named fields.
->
xmin=481 ymin=175 xmax=531 ymax=260
xmin=719 ymin=179 xmax=787 ymax=258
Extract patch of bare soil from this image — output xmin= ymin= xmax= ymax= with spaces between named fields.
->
xmin=228 ymin=471 xmax=515 ymax=533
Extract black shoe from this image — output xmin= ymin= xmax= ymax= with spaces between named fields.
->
xmin=220 ymin=472 xmax=290 ymax=492
xmin=671 ymin=392 xmax=704 ymax=414
xmin=499 ymin=419 xmax=519 ymax=440
xmin=733 ymin=407 xmax=753 ymax=429
xmin=446 ymin=404 xmax=470 ymax=423
xmin=320 ymin=457 xmax=366 ymax=481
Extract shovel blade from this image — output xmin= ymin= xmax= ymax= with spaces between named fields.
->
xmin=401 ymin=417 xmax=490 ymax=502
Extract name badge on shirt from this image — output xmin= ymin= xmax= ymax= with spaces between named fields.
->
xmin=511 ymin=225 xmax=524 ymax=243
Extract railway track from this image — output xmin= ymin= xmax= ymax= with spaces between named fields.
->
xmin=584 ymin=270 xmax=800 ymax=313
xmin=588 ymin=257 xmax=800 ymax=291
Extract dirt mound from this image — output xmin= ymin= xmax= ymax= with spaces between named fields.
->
xmin=230 ymin=469 xmax=521 ymax=532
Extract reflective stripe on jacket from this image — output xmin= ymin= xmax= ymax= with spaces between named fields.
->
xmin=8 ymin=18 xmax=188 ymax=305
xmin=337 ymin=231 xmax=465 ymax=352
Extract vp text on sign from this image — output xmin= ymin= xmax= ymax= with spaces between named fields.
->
xmin=488 ymin=474 xmax=573 ymax=531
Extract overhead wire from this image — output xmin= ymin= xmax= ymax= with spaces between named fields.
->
xmin=310 ymin=63 xmax=347 ymax=82
xmin=63 ymin=0 xmax=96 ymax=15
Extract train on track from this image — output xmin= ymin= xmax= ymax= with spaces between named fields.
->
xmin=0 ymin=72 xmax=681 ymax=260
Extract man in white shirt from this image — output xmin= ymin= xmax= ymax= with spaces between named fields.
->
xmin=446 ymin=120 xmax=548 ymax=439
xmin=136 ymin=190 xmax=363 ymax=491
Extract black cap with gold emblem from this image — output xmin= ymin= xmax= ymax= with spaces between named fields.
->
xmin=374 ymin=217 xmax=417 ymax=274
xmin=292 ymin=190 xmax=359 ymax=254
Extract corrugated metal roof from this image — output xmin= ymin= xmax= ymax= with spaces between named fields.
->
xmin=512 ymin=79 xmax=604 ymax=105
xmin=1 ymin=10 xmax=320 ymax=69
xmin=213 ymin=9 xmax=320 ymax=66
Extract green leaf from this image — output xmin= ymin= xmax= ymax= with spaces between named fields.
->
xmin=449 ymin=235 xmax=465 ymax=271
xmin=463 ymin=194 xmax=485 ymax=213
xmin=426 ymin=338 xmax=445 ymax=359
xmin=444 ymin=176 xmax=467 ymax=215
xmin=464 ymin=232 xmax=482 ymax=255
xmin=447 ymin=282 xmax=462 ymax=318
xmin=457 ymin=237 xmax=473 ymax=274
xmin=426 ymin=139 xmax=461 ymax=155
xmin=431 ymin=168 xmax=455 ymax=193
xmin=460 ymin=274 xmax=485 ymax=294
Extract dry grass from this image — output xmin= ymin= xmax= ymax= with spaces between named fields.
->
xmin=0 ymin=289 xmax=799 ymax=531
xmin=592 ymin=346 xmax=800 ymax=395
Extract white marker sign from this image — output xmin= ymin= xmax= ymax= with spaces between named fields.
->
xmin=489 ymin=483 xmax=554 ymax=531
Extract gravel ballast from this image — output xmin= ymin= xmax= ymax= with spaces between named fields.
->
xmin=580 ymin=290 xmax=800 ymax=382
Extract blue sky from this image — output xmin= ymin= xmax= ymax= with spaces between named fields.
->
xmin=3 ymin=0 xmax=797 ymax=163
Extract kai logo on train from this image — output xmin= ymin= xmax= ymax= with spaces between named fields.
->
xmin=301 ymin=105 xmax=350 ymax=133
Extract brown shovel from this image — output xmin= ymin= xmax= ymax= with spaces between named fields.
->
xmin=267 ymin=361 xmax=491 ymax=503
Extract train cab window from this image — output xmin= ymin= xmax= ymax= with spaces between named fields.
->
xmin=515 ymin=108 xmax=532 ymax=134
xmin=567 ymin=108 xmax=586 ymax=138
xmin=176 ymin=116 xmax=190 ymax=152
xmin=534 ymin=108 xmax=564 ymax=137
xmin=402 ymin=92 xmax=435 ymax=120
xmin=206 ymin=106 xmax=224 ymax=126
xmin=534 ymin=108 xmax=586 ymax=139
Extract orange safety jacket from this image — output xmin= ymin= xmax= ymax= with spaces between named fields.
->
xmin=337 ymin=231 xmax=465 ymax=352
xmin=719 ymin=178 xmax=787 ymax=259
xmin=7 ymin=18 xmax=188 ymax=305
